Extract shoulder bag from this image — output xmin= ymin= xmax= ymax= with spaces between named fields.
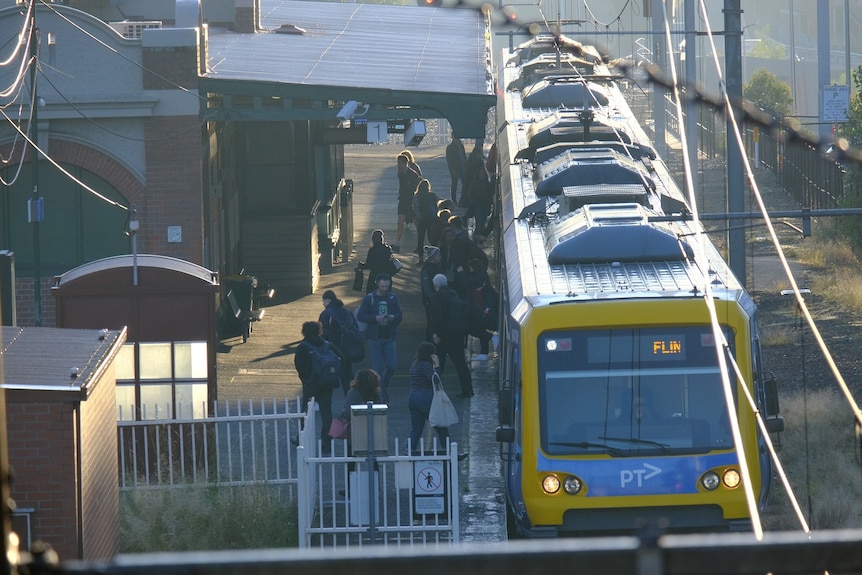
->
xmin=429 ymin=372 xmax=459 ymax=428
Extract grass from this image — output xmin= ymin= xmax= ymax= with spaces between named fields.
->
xmin=762 ymin=390 xmax=862 ymax=531
xmin=760 ymin=220 xmax=862 ymax=531
xmin=120 ymin=484 xmax=298 ymax=552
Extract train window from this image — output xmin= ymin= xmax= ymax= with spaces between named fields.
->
xmin=539 ymin=326 xmax=735 ymax=455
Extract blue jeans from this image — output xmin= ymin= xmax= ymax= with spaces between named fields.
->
xmin=408 ymin=387 xmax=449 ymax=452
xmin=367 ymin=338 xmax=397 ymax=401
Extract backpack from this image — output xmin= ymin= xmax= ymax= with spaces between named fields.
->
xmin=303 ymin=341 xmax=342 ymax=388
xmin=335 ymin=308 xmax=365 ymax=363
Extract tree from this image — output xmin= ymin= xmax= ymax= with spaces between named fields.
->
xmin=743 ymin=68 xmax=793 ymax=117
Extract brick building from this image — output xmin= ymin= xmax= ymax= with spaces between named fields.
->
xmin=1 ymin=325 xmax=126 ymax=561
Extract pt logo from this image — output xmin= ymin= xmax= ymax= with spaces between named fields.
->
xmin=620 ymin=463 xmax=661 ymax=488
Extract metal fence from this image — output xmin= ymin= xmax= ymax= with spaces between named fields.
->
xmin=117 ymin=398 xmax=305 ymax=492
xmin=118 ymin=397 xmax=461 ymax=548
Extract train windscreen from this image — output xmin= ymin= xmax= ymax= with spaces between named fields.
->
xmin=538 ymin=326 xmax=735 ymax=456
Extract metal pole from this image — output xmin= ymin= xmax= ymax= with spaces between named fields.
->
xmin=724 ymin=0 xmax=746 ymax=286
xmin=365 ymin=401 xmax=376 ymax=543
xmin=684 ymin=0 xmax=699 ymax=196
xmin=817 ymin=0 xmax=831 ymax=140
xmin=28 ymin=0 xmax=41 ymax=327
xmin=651 ymin=0 xmax=666 ymax=159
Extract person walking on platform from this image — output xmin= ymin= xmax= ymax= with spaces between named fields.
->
xmin=408 ymin=341 xmax=449 ymax=453
xmin=446 ymin=131 xmax=467 ymax=204
xmin=429 ymin=274 xmax=474 ymax=398
xmin=356 ymin=274 xmax=403 ymax=402
xmin=394 ymin=152 xmax=421 ymax=252
xmin=420 ymin=245 xmax=444 ymax=341
xmin=358 ymin=229 xmax=396 ymax=293
xmin=319 ymin=289 xmax=358 ymax=396
xmin=295 ymin=320 xmax=344 ymax=452
xmin=412 ymin=179 xmax=440 ymax=260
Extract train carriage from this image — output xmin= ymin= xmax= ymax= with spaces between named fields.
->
xmin=494 ymin=35 xmax=782 ymax=538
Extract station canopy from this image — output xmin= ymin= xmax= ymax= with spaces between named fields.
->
xmin=201 ymin=0 xmax=496 ymax=139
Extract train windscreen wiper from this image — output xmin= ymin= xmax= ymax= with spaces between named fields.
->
xmin=599 ymin=435 xmax=671 ymax=453
xmin=550 ymin=441 xmax=623 ymax=456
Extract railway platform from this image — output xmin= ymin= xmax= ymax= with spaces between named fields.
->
xmin=215 ymin=142 xmax=507 ymax=543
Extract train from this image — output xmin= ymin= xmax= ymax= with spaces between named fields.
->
xmin=492 ymin=34 xmax=784 ymax=538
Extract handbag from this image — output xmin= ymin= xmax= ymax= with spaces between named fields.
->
xmin=328 ymin=417 xmax=350 ymax=439
xmin=428 ymin=373 xmax=459 ymax=428
xmin=352 ymin=266 xmax=365 ymax=291
xmin=390 ymin=255 xmax=403 ymax=274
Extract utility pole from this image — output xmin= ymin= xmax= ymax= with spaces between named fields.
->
xmin=684 ymin=0 xmax=699 ymax=198
xmin=651 ymin=0 xmax=666 ymax=159
xmin=28 ymin=0 xmax=42 ymax=327
xmin=724 ymin=0 xmax=746 ymax=286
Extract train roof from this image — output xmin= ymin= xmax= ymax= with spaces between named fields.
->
xmin=497 ymin=39 xmax=750 ymax=313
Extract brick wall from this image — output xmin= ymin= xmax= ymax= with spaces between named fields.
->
xmin=78 ymin=368 xmax=119 ymax=560
xmin=143 ymin=116 xmax=204 ymax=264
xmin=141 ymin=42 xmax=204 ymax=265
xmin=7 ymin=402 xmax=79 ymax=560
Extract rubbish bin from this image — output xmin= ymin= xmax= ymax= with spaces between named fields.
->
xmin=218 ymin=274 xmax=260 ymax=343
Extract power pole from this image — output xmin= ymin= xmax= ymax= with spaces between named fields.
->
xmin=28 ymin=0 xmax=42 ymax=327
xmin=724 ymin=0 xmax=746 ymax=286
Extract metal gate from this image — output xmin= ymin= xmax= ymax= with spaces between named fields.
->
xmin=295 ymin=402 xmax=460 ymax=547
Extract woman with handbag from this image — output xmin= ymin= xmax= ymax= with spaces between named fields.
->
xmin=407 ymin=342 xmax=452 ymax=454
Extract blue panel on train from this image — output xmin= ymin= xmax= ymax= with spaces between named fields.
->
xmin=537 ymin=452 xmax=740 ymax=496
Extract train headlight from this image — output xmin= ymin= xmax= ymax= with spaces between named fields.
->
xmin=542 ymin=474 xmax=561 ymax=494
xmin=701 ymin=471 xmax=721 ymax=491
xmin=723 ymin=469 xmax=741 ymax=488
xmin=563 ymin=476 xmax=582 ymax=495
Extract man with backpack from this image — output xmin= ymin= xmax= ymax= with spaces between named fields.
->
xmin=319 ymin=290 xmax=365 ymax=396
xmin=295 ymin=320 xmax=344 ymax=452
xmin=428 ymin=274 xmax=474 ymax=398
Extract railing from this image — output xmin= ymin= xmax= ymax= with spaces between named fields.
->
xmin=117 ymin=398 xmax=305 ymax=492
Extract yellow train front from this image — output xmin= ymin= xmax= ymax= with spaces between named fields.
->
xmin=493 ymin=34 xmax=779 ymax=538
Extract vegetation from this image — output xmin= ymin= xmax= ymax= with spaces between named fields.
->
xmin=762 ymin=389 xmax=862 ymax=531
xmin=835 ymin=65 xmax=862 ymax=252
xmin=743 ymin=68 xmax=793 ymax=116
xmin=760 ymin=219 xmax=862 ymax=531
xmin=120 ymin=484 xmax=298 ymax=552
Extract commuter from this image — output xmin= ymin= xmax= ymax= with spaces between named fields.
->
xmin=419 ymin=245 xmax=444 ymax=341
xmin=443 ymin=216 xmax=486 ymax=297
xmin=319 ymin=289 xmax=357 ymax=395
xmin=358 ymin=229 xmax=396 ymax=293
xmin=428 ymin=274 xmax=474 ymax=398
xmin=466 ymin=167 xmax=494 ymax=241
xmin=336 ymin=368 xmax=384 ymax=444
xmin=459 ymin=144 xmax=485 ymax=208
xmin=356 ymin=274 xmax=403 ymax=402
xmin=295 ymin=320 xmax=344 ymax=452
xmin=464 ymin=260 xmax=498 ymax=361
xmin=412 ymin=179 xmax=440 ymax=260
xmin=394 ymin=152 xmax=422 ymax=252
xmin=408 ymin=341 xmax=450 ymax=453
xmin=428 ymin=204 xmax=453 ymax=247
xmin=445 ymin=131 xmax=467 ymax=203
xmin=335 ymin=368 xmax=384 ymax=477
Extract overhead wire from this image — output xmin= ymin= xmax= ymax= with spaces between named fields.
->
xmin=657 ymin=0 xmax=763 ymax=540
xmin=694 ymin=0 xmax=862 ymax=433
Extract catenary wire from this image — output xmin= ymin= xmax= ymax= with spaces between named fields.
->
xmin=658 ymin=0 xmax=763 ymax=540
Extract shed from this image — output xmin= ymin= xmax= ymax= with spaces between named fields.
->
xmin=52 ymin=255 xmax=219 ymax=420
xmin=0 ymin=325 xmax=126 ymax=562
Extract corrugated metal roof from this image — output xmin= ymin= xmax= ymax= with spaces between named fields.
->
xmin=1 ymin=326 xmax=126 ymax=400
xmin=205 ymin=0 xmax=491 ymax=96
